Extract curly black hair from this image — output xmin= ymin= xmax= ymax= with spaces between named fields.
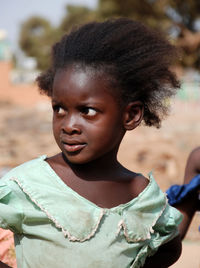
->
xmin=36 ymin=18 xmax=180 ymax=128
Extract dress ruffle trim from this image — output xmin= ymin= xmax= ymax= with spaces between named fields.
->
xmin=10 ymin=177 xmax=105 ymax=242
xmin=116 ymin=173 xmax=168 ymax=242
xmin=8 ymin=157 xmax=168 ymax=243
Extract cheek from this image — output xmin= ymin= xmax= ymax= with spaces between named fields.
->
xmin=87 ymin=118 xmax=124 ymax=144
xmin=52 ymin=119 xmax=60 ymax=140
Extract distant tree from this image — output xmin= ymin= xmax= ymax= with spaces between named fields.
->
xmin=97 ymin=0 xmax=200 ymax=69
xmin=19 ymin=7 xmax=96 ymax=70
xmin=97 ymin=0 xmax=171 ymax=29
xmin=19 ymin=16 xmax=61 ymax=70
xmin=167 ymin=0 xmax=200 ymax=68
xmin=60 ymin=5 xmax=97 ymax=33
xmin=18 ymin=0 xmax=200 ymax=70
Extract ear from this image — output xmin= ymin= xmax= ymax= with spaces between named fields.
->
xmin=123 ymin=101 xmax=144 ymax=130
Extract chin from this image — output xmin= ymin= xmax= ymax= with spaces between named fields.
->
xmin=62 ymin=148 xmax=105 ymax=165
xmin=62 ymin=153 xmax=92 ymax=165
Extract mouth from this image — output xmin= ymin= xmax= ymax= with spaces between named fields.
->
xmin=62 ymin=142 xmax=86 ymax=153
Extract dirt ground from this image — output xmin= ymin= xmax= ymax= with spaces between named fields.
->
xmin=0 ymin=81 xmax=199 ymax=267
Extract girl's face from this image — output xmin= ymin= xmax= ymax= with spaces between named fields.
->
xmin=52 ymin=65 xmax=126 ymax=164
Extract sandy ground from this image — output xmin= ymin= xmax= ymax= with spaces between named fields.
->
xmin=0 ymin=78 xmax=199 ymax=267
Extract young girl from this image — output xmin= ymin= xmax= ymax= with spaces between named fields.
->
xmin=167 ymin=147 xmax=200 ymax=239
xmin=0 ymin=18 xmax=183 ymax=268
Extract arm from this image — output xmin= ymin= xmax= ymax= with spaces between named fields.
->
xmin=142 ymin=235 xmax=182 ymax=268
xmin=174 ymin=192 xmax=198 ymax=240
xmin=184 ymin=147 xmax=200 ymax=183
xmin=174 ymin=147 xmax=200 ymax=239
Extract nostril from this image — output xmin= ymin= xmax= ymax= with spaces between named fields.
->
xmin=62 ymin=126 xmax=81 ymax=135
xmin=61 ymin=114 xmax=82 ymax=135
xmin=71 ymin=129 xmax=81 ymax=135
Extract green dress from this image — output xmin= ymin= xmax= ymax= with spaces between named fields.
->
xmin=0 ymin=155 xmax=182 ymax=268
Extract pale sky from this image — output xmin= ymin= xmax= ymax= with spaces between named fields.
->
xmin=1 ymin=0 xmax=98 ymax=49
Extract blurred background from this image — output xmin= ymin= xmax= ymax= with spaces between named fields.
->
xmin=0 ymin=0 xmax=200 ymax=267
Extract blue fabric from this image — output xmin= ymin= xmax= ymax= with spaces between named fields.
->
xmin=166 ymin=174 xmax=200 ymax=206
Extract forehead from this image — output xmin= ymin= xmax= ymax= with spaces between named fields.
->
xmin=52 ymin=65 xmax=121 ymax=102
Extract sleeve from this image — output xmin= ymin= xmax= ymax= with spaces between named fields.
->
xmin=149 ymin=203 xmax=183 ymax=251
xmin=166 ymin=174 xmax=200 ymax=206
xmin=0 ymin=180 xmax=23 ymax=234
xmin=131 ymin=203 xmax=183 ymax=268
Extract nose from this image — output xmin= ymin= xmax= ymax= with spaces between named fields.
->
xmin=61 ymin=113 xmax=81 ymax=135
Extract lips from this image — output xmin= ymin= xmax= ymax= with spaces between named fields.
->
xmin=61 ymin=140 xmax=86 ymax=153
xmin=63 ymin=143 xmax=86 ymax=153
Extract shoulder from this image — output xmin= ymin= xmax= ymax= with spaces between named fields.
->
xmin=1 ymin=155 xmax=47 ymax=182
xmin=184 ymin=146 xmax=200 ymax=182
xmin=129 ymin=173 xmax=150 ymax=198
xmin=188 ymin=147 xmax=200 ymax=163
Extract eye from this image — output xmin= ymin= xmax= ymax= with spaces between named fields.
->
xmin=81 ymin=107 xmax=97 ymax=117
xmin=53 ymin=105 xmax=66 ymax=115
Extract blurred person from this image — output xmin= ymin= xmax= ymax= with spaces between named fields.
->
xmin=0 ymin=18 xmax=183 ymax=268
xmin=167 ymin=147 xmax=200 ymax=239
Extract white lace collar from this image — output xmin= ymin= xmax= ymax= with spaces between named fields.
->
xmin=10 ymin=155 xmax=167 ymax=242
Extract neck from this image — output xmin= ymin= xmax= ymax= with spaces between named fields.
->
xmin=61 ymin=149 xmax=122 ymax=181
